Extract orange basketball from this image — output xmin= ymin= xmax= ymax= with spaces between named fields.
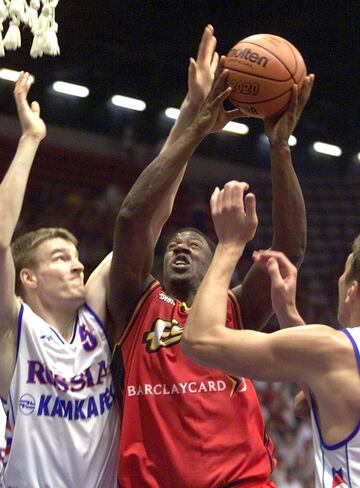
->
xmin=224 ymin=34 xmax=307 ymax=119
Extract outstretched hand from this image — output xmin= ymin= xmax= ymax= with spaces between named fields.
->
xmin=192 ymin=59 xmax=248 ymax=135
xmin=188 ymin=24 xmax=219 ymax=107
xmin=252 ymin=249 xmax=298 ymax=316
xmin=211 ymin=181 xmax=257 ymax=250
xmin=14 ymin=71 xmax=46 ymax=141
xmin=264 ymin=74 xmax=315 ymax=146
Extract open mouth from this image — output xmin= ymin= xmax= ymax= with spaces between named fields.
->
xmin=172 ymin=254 xmax=191 ymax=270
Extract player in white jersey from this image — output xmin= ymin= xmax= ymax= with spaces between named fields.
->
xmin=0 ymin=72 xmax=120 ymax=488
xmin=181 ymin=181 xmax=360 ymax=488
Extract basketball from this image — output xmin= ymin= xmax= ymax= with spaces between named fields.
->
xmin=224 ymin=34 xmax=307 ymax=119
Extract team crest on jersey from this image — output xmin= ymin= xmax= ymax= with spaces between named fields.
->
xmin=79 ymin=324 xmax=98 ymax=351
xmin=143 ymin=318 xmax=184 ymax=352
xmin=332 ymin=468 xmax=348 ymax=488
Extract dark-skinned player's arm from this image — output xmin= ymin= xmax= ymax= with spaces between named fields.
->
xmin=152 ymin=25 xmax=219 ymax=241
xmin=85 ymin=25 xmax=219 ymax=322
xmin=232 ymin=75 xmax=315 ymax=331
xmin=106 ymin=70 xmax=245 ymax=345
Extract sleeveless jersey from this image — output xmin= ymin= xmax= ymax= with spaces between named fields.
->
xmin=311 ymin=326 xmax=360 ymax=488
xmin=1 ymin=302 xmax=119 ymax=488
xmin=112 ymin=281 xmax=276 ymax=488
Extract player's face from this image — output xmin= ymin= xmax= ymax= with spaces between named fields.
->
xmin=24 ymin=238 xmax=85 ymax=307
xmin=163 ymin=230 xmax=213 ymax=292
xmin=337 ymin=253 xmax=353 ymax=326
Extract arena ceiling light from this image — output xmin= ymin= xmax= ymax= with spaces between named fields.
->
xmin=222 ymin=121 xmax=249 ymax=135
xmin=165 ymin=107 xmax=179 ymax=120
xmin=111 ymin=95 xmax=146 ymax=111
xmin=313 ymin=142 xmax=342 ymax=157
xmin=165 ymin=108 xmax=248 ymax=135
xmin=288 ymin=135 xmax=297 ymax=146
xmin=52 ymin=81 xmax=89 ymax=98
xmin=0 ymin=68 xmax=35 ymax=84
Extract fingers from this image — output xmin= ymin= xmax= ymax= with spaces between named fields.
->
xmin=215 ymin=181 xmax=249 ymax=212
xmin=210 ymin=70 xmax=232 ymax=106
xmin=14 ymin=71 xmax=31 ymax=101
xmin=196 ymin=24 xmax=217 ymax=65
xmin=210 ymin=186 xmax=220 ymax=216
xmin=253 ymin=250 xmax=297 ymax=278
xmin=226 ymin=107 xmax=249 ymax=122
xmin=188 ymin=57 xmax=197 ymax=84
xmin=210 ymin=51 xmax=219 ymax=75
xmin=244 ymin=192 xmax=257 ymax=223
xmin=31 ymin=101 xmax=40 ymax=116
xmin=297 ymin=73 xmax=315 ymax=110
xmin=214 ymin=54 xmax=225 ymax=80
xmin=266 ymin=257 xmax=284 ymax=287
xmin=288 ymin=84 xmax=299 ymax=115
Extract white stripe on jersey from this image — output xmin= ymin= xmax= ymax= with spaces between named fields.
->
xmin=311 ymin=326 xmax=360 ymax=488
xmin=2 ymin=303 xmax=119 ymax=488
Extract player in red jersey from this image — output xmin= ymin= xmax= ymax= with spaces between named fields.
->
xmin=108 ymin=26 xmax=315 ymax=487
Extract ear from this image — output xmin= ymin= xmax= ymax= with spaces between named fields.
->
xmin=19 ymin=268 xmax=38 ymax=290
xmin=345 ymin=280 xmax=359 ymax=303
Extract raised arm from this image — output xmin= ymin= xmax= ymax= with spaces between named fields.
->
xmin=180 ymin=188 xmax=334 ymax=384
xmin=0 ymin=72 xmax=46 ymax=398
xmin=107 ymin=71 xmax=243 ymax=344
xmin=86 ymin=25 xmax=219 ymax=320
xmin=151 ymin=24 xmax=220 ymax=240
xmin=233 ymin=74 xmax=315 ymax=331
xmin=181 ymin=179 xmax=257 ymax=360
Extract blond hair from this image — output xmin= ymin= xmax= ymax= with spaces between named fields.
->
xmin=11 ymin=227 xmax=78 ymax=296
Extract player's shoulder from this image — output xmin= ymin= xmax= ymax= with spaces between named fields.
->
xmin=303 ymin=324 xmax=355 ymax=362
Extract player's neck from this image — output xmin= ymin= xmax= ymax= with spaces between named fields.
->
xmin=165 ymin=285 xmax=196 ymax=307
xmin=349 ymin=311 xmax=360 ymax=328
xmin=26 ymin=296 xmax=79 ymax=342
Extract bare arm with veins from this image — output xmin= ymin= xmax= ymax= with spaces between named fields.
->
xmin=0 ymin=72 xmax=46 ymax=398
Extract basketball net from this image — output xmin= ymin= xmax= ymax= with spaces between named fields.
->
xmin=0 ymin=0 xmax=60 ymax=58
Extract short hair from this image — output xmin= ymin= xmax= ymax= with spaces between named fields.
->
xmin=166 ymin=227 xmax=216 ymax=254
xmin=11 ymin=227 xmax=78 ymax=296
xmin=346 ymin=234 xmax=360 ymax=284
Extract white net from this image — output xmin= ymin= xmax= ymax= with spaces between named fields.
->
xmin=0 ymin=0 xmax=60 ymax=58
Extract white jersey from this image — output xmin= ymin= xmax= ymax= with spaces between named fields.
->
xmin=311 ymin=326 xmax=360 ymax=488
xmin=1 ymin=302 xmax=119 ymax=488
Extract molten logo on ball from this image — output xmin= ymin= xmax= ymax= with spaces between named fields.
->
xmin=227 ymin=48 xmax=268 ymax=68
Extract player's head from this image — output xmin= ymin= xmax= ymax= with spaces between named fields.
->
xmin=162 ymin=227 xmax=215 ymax=295
xmin=12 ymin=228 xmax=85 ymax=305
xmin=337 ymin=234 xmax=360 ymax=325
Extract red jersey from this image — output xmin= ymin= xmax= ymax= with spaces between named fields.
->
xmin=112 ymin=281 xmax=276 ymax=488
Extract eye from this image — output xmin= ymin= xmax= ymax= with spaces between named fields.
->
xmin=167 ymin=243 xmax=176 ymax=251
xmin=190 ymin=242 xmax=201 ymax=249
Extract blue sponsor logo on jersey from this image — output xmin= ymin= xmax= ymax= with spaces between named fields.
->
xmin=19 ymin=394 xmax=36 ymax=415
xmin=36 ymin=386 xmax=115 ymax=420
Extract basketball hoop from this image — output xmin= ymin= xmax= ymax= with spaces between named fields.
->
xmin=0 ymin=0 xmax=60 ymax=58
